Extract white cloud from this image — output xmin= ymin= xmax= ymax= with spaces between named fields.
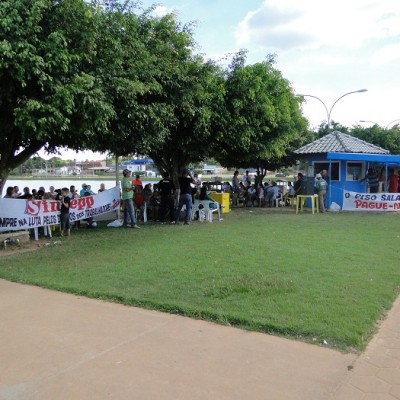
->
xmin=152 ymin=5 xmax=177 ymax=18
xmin=236 ymin=0 xmax=400 ymax=51
xmin=370 ymin=43 xmax=400 ymax=67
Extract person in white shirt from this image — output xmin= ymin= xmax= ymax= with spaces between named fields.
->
xmin=242 ymin=170 xmax=251 ymax=187
xmin=244 ymin=184 xmax=257 ymax=207
xmin=265 ymin=182 xmax=280 ymax=207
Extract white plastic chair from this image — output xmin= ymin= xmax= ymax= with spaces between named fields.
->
xmin=191 ymin=200 xmax=222 ymax=223
xmin=135 ymin=202 xmax=147 ymax=223
xmin=274 ymin=193 xmax=285 ymax=208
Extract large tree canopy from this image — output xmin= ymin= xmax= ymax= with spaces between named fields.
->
xmin=146 ymin=57 xmax=225 ymax=184
xmin=0 ymin=1 xmax=312 ymax=194
xmin=214 ymin=52 xmax=309 ymax=184
xmin=0 ymin=0 xmax=114 ymax=193
xmin=82 ymin=4 xmax=182 ymax=157
xmin=82 ymin=5 xmax=226 ymax=185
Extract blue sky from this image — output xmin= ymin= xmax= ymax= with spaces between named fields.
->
xmin=144 ymin=0 xmax=400 ymax=128
xmin=45 ymin=0 xmax=400 ymax=160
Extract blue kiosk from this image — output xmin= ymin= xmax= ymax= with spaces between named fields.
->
xmin=294 ymin=131 xmax=400 ymax=208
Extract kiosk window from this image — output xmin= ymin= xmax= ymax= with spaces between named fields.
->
xmin=346 ymin=162 xmax=364 ymax=181
xmin=313 ymin=162 xmax=339 ymax=181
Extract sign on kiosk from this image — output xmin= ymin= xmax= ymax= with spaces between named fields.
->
xmin=343 ymin=191 xmax=400 ymax=211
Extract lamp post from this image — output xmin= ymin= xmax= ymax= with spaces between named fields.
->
xmin=359 ymin=119 xmax=400 ymax=129
xmin=359 ymin=119 xmax=378 ymax=125
xmin=385 ymin=119 xmax=400 ymax=129
xmin=298 ymin=89 xmax=368 ymax=127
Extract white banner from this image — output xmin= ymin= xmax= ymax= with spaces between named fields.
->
xmin=0 ymin=187 xmax=120 ymax=232
xmin=342 ymin=191 xmax=400 ymax=211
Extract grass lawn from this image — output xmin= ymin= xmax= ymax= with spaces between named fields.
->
xmin=1 ymin=208 xmax=399 ymax=352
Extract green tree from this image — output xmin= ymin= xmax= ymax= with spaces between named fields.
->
xmin=0 ymin=0 xmax=114 ymax=194
xmin=316 ymin=121 xmax=349 ymax=138
xmin=349 ymin=124 xmax=400 ymax=154
xmin=81 ymin=2 xmax=173 ymax=158
xmin=214 ymin=52 xmax=309 ymax=185
xmin=146 ymin=56 xmax=225 ymax=185
xmin=84 ymin=6 xmax=225 ymax=186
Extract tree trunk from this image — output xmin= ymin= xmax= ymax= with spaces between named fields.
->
xmin=0 ymin=140 xmax=45 ymax=196
xmin=149 ymin=153 xmax=189 ymax=190
xmin=0 ymin=169 xmax=12 ymax=197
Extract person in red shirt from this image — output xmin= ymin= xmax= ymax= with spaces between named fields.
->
xmin=133 ymin=185 xmax=146 ymax=222
xmin=387 ymin=168 xmax=399 ymax=193
xmin=132 ymin=174 xmax=143 ymax=187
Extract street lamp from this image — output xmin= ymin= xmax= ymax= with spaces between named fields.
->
xmin=359 ymin=120 xmax=378 ymax=125
xmin=298 ymin=89 xmax=368 ymax=127
xmin=359 ymin=119 xmax=400 ymax=129
xmin=385 ymin=119 xmax=400 ymax=129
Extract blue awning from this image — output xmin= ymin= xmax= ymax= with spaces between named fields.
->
xmin=326 ymin=152 xmax=400 ymax=164
xmin=126 ymin=159 xmax=153 ymax=165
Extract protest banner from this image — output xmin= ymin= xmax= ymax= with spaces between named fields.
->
xmin=0 ymin=187 xmax=120 ymax=232
xmin=343 ymin=190 xmax=400 ymax=211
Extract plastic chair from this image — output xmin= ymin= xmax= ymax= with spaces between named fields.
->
xmin=274 ymin=193 xmax=285 ymax=207
xmin=191 ymin=200 xmax=222 ymax=223
xmin=135 ymin=202 xmax=147 ymax=223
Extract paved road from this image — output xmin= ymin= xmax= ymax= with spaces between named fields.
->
xmin=0 ymin=279 xmax=398 ymax=399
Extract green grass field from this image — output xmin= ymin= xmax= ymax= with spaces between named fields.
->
xmin=1 ymin=208 xmax=399 ymax=352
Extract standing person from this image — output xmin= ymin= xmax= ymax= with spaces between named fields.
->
xmin=80 ymin=183 xmax=89 ymax=196
xmin=69 ymin=185 xmax=80 ymax=229
xmin=231 ymin=170 xmax=240 ymax=207
xmin=132 ymin=174 xmax=142 ymax=187
xmin=361 ymin=167 xmax=380 ymax=193
xmin=69 ymin=185 xmax=79 ymax=199
xmin=320 ymin=169 xmax=330 ymax=209
xmin=49 ymin=186 xmax=58 ymax=198
xmin=158 ymin=172 xmax=176 ymax=224
xmin=321 ymin=169 xmax=330 ymax=186
xmin=293 ymin=173 xmax=304 ymax=196
xmin=242 ymin=170 xmax=251 ymax=187
xmin=12 ymin=186 xmax=20 ymax=198
xmin=4 ymin=186 xmax=14 ymax=198
xmin=98 ymin=183 xmax=106 ymax=192
xmin=387 ymin=168 xmax=398 ymax=193
xmin=121 ymin=169 xmax=140 ymax=229
xmin=193 ymin=173 xmax=202 ymax=193
xmin=175 ymin=168 xmax=195 ymax=225
xmin=315 ymin=173 xmax=328 ymax=213
xmin=59 ymin=187 xmax=71 ymax=236
xmin=18 ymin=187 xmax=32 ymax=199
xmin=86 ymin=184 xmax=94 ymax=195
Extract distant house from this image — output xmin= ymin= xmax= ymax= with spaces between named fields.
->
xmin=294 ymin=131 xmax=400 ymax=208
xmin=202 ymin=164 xmax=216 ymax=174
xmin=123 ymin=158 xmax=153 ymax=173
xmin=55 ymin=166 xmax=82 ymax=175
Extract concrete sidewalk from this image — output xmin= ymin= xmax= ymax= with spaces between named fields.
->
xmin=0 ymin=279 xmax=398 ymax=400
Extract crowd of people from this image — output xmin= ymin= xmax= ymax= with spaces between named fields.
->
xmin=229 ymin=170 xmax=298 ymax=209
xmin=2 ymin=183 xmax=101 ymax=200
xmin=361 ymin=167 xmax=400 ymax=194
xmin=3 ymin=166 xmax=399 ymax=235
xmin=2 ymin=183 xmax=105 ymax=236
xmin=120 ymin=168 xmax=206 ymax=226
